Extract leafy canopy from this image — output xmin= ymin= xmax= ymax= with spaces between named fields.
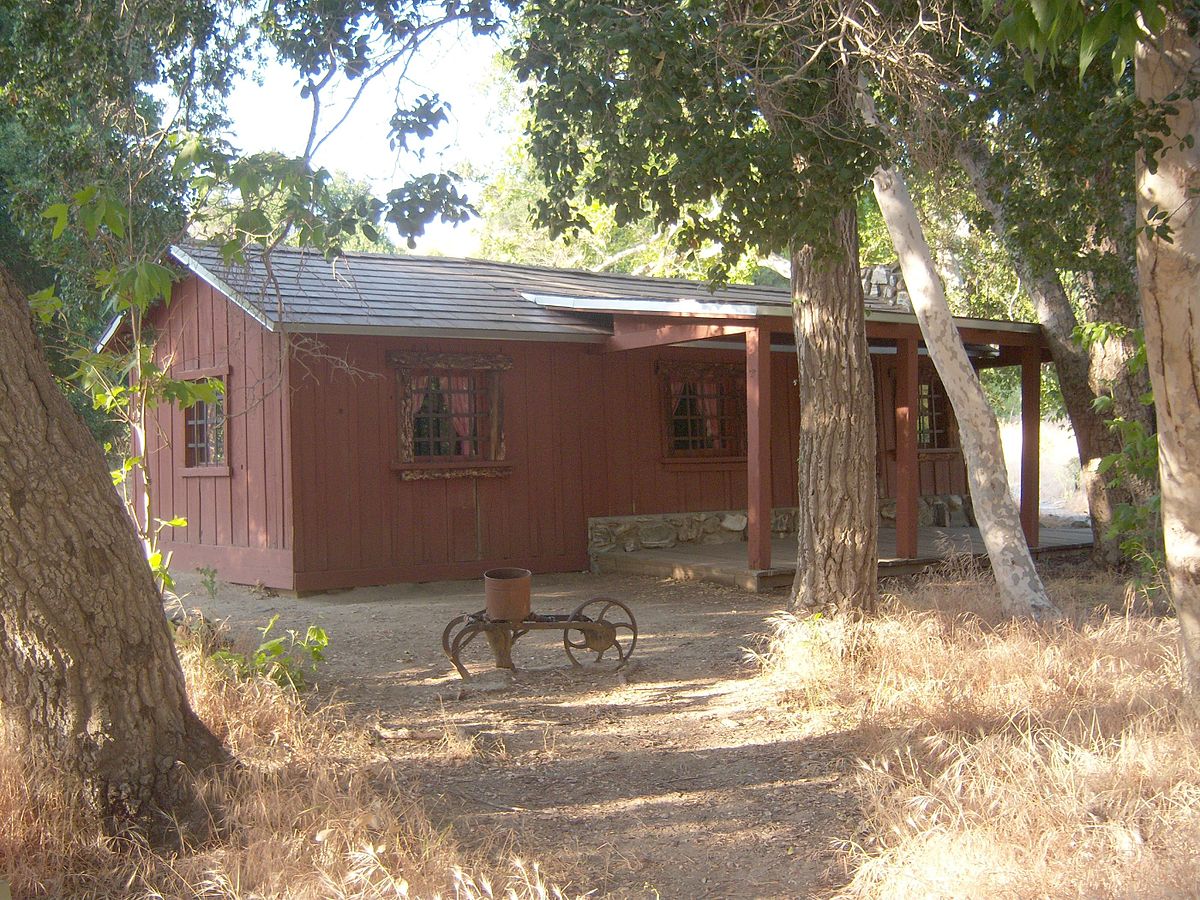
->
xmin=511 ymin=0 xmax=886 ymax=279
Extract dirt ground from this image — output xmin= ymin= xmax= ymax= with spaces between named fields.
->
xmin=172 ymin=570 xmax=862 ymax=899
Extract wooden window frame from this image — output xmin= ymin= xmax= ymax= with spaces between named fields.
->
xmin=388 ymin=351 xmax=513 ymax=480
xmin=658 ymin=361 xmax=747 ymax=460
xmin=179 ymin=366 xmax=231 ymax=477
xmin=917 ymin=375 xmax=955 ymax=451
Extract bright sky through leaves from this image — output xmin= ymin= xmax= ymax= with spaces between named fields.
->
xmin=222 ymin=24 xmax=509 ymax=255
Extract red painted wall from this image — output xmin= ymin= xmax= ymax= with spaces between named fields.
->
xmin=146 ymin=277 xmax=294 ymax=587
xmin=144 ymin=276 xmax=969 ymax=590
xmin=285 ymin=336 xmax=801 ymax=589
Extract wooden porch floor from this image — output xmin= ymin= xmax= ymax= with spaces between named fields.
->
xmin=591 ymin=525 xmax=1094 ymax=592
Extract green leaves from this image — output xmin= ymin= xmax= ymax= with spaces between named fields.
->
xmin=42 ymin=203 xmax=69 ymax=240
xmin=513 ymin=0 xmax=883 ymax=274
xmin=148 ymin=548 xmax=175 ymax=591
xmin=28 ymin=286 xmax=63 ymax=323
xmin=1078 ymin=11 xmax=1115 ymax=77
xmin=211 ymin=615 xmax=331 ymax=690
xmin=110 ymin=456 xmax=140 ymax=486
xmin=996 ymin=1 xmax=1169 ymax=84
xmin=160 ymin=375 xmax=224 ymax=410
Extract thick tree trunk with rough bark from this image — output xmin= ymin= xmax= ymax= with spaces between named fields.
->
xmin=790 ymin=206 xmax=879 ymax=614
xmin=872 ymin=167 xmax=1061 ymax=621
xmin=1135 ymin=13 xmax=1200 ymax=693
xmin=0 ymin=268 xmax=227 ymax=842
xmin=958 ymin=145 xmax=1154 ymax=565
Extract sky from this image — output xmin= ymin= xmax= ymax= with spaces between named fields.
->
xmin=220 ymin=24 xmax=515 ymax=257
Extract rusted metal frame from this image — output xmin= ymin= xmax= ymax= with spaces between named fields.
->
xmin=895 ymin=337 xmax=920 ymax=559
xmin=441 ymin=597 xmax=638 ymax=679
xmin=602 ymin=315 xmax=754 ymax=353
xmin=745 ymin=324 xmax=773 ymax=571
xmin=1020 ymin=346 xmax=1041 ymax=548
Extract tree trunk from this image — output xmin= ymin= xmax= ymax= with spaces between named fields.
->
xmin=871 ymin=166 xmax=1061 ymax=621
xmin=790 ymin=206 xmax=879 ymax=614
xmin=958 ymin=144 xmax=1154 ymax=565
xmin=0 ymin=268 xmax=228 ymax=843
xmin=1135 ymin=13 xmax=1200 ymax=693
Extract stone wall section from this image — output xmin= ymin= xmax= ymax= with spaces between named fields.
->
xmin=588 ymin=496 xmax=973 ymax=554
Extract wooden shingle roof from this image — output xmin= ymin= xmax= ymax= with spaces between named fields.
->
xmin=174 ymin=243 xmax=911 ymax=341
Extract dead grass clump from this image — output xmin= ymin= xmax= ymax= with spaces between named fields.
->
xmin=845 ymin=712 xmax=1200 ymax=898
xmin=758 ymin=573 xmax=1199 ymax=897
xmin=0 ymin=619 xmax=574 ymax=899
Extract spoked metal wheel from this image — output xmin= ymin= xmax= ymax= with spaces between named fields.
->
xmin=563 ymin=597 xmax=638 ymax=670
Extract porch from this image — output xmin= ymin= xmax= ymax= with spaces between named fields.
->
xmin=592 ymin=525 xmax=1094 ymax=592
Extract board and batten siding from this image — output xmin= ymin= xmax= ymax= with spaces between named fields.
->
xmin=143 ymin=275 xmax=969 ymax=590
xmin=146 ymin=276 xmax=294 ymax=587
xmin=285 ymin=337 xmax=797 ymax=589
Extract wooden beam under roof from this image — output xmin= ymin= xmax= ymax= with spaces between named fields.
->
xmin=602 ymin=316 xmax=754 ymax=352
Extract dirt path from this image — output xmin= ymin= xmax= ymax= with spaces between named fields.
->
xmin=175 ymin=571 xmax=861 ymax=898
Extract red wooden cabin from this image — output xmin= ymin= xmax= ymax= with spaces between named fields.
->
xmin=137 ymin=244 xmax=1048 ymax=592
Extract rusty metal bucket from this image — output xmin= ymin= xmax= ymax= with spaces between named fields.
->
xmin=483 ymin=567 xmax=532 ymax=622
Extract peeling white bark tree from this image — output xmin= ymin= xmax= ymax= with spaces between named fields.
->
xmin=1135 ymin=11 xmax=1200 ymax=693
xmin=870 ymin=166 xmax=1061 ymax=622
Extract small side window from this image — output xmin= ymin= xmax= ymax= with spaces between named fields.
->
xmin=917 ymin=377 xmax=953 ymax=449
xmin=184 ymin=382 xmax=227 ymax=467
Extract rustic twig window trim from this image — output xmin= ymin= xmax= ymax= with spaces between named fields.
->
xmin=388 ymin=351 xmax=513 ymax=480
xmin=657 ymin=360 xmax=747 ymax=460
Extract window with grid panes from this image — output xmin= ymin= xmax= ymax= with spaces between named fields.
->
xmin=389 ymin=351 xmax=510 ymax=471
xmin=917 ymin=378 xmax=952 ymax=449
xmin=184 ymin=388 xmax=226 ymax=467
xmin=662 ymin=364 xmax=746 ymax=458
xmin=411 ymin=370 xmax=494 ymax=460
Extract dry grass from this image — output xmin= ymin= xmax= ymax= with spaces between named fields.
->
xmin=758 ymin=567 xmax=1200 ymax=898
xmin=0 ymin=618 xmax=574 ymax=900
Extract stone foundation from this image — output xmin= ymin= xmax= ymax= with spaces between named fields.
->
xmin=587 ymin=497 xmax=973 ymax=554
xmin=587 ymin=509 xmax=797 ymax=554
xmin=878 ymin=493 xmax=975 ymax=529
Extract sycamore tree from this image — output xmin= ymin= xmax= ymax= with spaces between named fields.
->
xmin=0 ymin=0 xmax=501 ymax=842
xmin=995 ymin=1 xmax=1200 ymax=687
xmin=514 ymin=0 xmax=882 ymax=614
xmin=938 ymin=16 xmax=1158 ymax=565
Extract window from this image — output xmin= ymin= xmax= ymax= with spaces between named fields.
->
xmin=389 ymin=351 xmax=511 ymax=476
xmin=411 ymin=371 xmax=492 ymax=460
xmin=184 ymin=390 xmax=226 ymax=467
xmin=660 ymin=362 xmax=746 ymax=458
xmin=917 ymin=377 xmax=953 ymax=449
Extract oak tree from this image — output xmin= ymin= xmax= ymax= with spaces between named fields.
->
xmin=513 ymin=0 xmax=882 ymax=613
xmin=0 ymin=0 xmax=501 ymax=839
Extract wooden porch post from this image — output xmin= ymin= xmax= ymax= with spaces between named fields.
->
xmin=895 ymin=337 xmax=920 ymax=558
xmin=1020 ymin=347 xmax=1041 ymax=548
xmin=746 ymin=325 xmax=773 ymax=570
